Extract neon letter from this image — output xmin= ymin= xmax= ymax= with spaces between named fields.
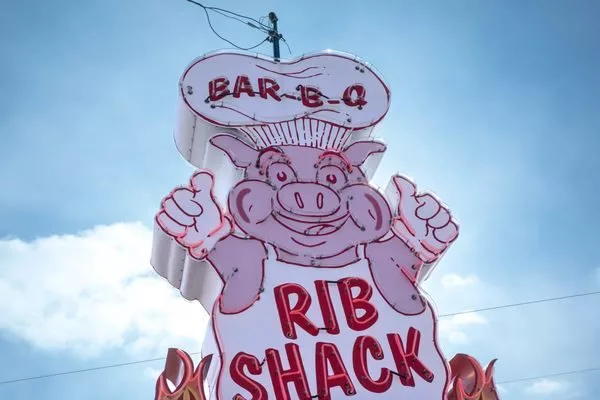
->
xmin=301 ymin=86 xmax=324 ymax=108
xmin=353 ymin=335 xmax=393 ymax=393
xmin=387 ymin=328 xmax=434 ymax=387
xmin=266 ymin=344 xmax=311 ymax=400
xmin=230 ymin=352 xmax=268 ymax=399
xmin=258 ymin=78 xmax=281 ymax=101
xmin=315 ymin=342 xmax=356 ymax=399
xmin=337 ymin=277 xmax=378 ymax=331
xmin=314 ymin=280 xmax=340 ymax=335
xmin=342 ymin=84 xmax=367 ymax=107
xmin=274 ymin=283 xmax=318 ymax=339
xmin=208 ymin=77 xmax=230 ymax=101
xmin=233 ymin=75 xmax=255 ymax=98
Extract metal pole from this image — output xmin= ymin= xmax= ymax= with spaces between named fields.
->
xmin=268 ymin=12 xmax=281 ymax=60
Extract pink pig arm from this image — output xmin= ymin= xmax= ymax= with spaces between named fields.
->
xmin=365 ymin=235 xmax=428 ymax=315
xmin=365 ymin=174 xmax=460 ymax=315
xmin=206 ymin=235 xmax=267 ymax=314
xmin=152 ymin=220 xmax=266 ymax=314
xmin=152 ymin=169 xmax=266 ymax=314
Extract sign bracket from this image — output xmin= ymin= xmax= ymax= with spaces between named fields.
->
xmin=268 ymin=12 xmax=281 ymax=61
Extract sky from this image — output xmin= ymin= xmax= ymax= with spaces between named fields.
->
xmin=0 ymin=0 xmax=599 ymax=399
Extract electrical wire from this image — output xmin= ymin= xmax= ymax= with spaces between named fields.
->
xmin=497 ymin=367 xmax=600 ymax=385
xmin=281 ymin=36 xmax=293 ymax=55
xmin=0 ymin=357 xmax=597 ymax=387
xmin=0 ymin=355 xmax=200 ymax=385
xmin=200 ymin=6 xmax=268 ymax=51
xmin=209 ymin=8 xmax=271 ymax=33
xmin=187 ymin=1 xmax=271 ymax=31
xmin=259 ymin=15 xmax=269 ymax=28
xmin=185 ymin=0 xmax=271 ymax=51
xmin=0 ymin=290 xmax=598 ymax=386
xmin=438 ymin=290 xmax=600 ymax=318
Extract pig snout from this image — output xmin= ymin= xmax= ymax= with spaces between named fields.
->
xmin=277 ymin=183 xmax=341 ymax=216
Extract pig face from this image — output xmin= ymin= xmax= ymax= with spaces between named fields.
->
xmin=211 ymin=134 xmax=392 ymax=261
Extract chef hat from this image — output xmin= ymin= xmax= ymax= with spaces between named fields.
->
xmin=238 ymin=118 xmax=353 ymax=149
xmin=178 ymin=50 xmax=391 ymax=150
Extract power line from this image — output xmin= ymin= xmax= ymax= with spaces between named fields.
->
xmin=498 ymin=367 xmax=600 ymax=385
xmin=281 ymin=36 xmax=292 ymax=55
xmin=438 ymin=290 xmax=600 ymax=318
xmin=0 ymin=356 xmax=597 ymax=387
xmin=0 ymin=355 xmax=196 ymax=385
xmin=188 ymin=1 xmax=271 ymax=31
xmin=185 ymin=0 xmax=271 ymax=51
xmin=0 ymin=290 xmax=598 ymax=386
xmin=210 ymin=8 xmax=270 ymax=33
xmin=198 ymin=6 xmax=267 ymax=51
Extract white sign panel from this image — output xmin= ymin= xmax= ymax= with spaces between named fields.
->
xmin=180 ymin=51 xmax=390 ymax=131
xmin=152 ymin=50 xmax=461 ymax=400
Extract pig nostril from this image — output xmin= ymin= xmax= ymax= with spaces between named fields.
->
xmin=294 ymin=192 xmax=305 ymax=209
xmin=316 ymin=193 xmax=324 ymax=209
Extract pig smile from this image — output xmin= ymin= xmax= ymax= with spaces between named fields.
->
xmin=290 ymin=237 xmax=327 ymax=248
xmin=273 ymin=211 xmax=349 ymax=236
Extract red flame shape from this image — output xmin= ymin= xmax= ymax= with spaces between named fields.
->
xmin=447 ymin=353 xmax=500 ymax=400
xmin=155 ymin=349 xmax=212 ymax=400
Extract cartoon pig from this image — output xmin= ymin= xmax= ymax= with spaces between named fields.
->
xmin=154 ymin=132 xmax=459 ymax=400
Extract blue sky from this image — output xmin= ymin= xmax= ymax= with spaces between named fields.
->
xmin=0 ymin=0 xmax=599 ymax=399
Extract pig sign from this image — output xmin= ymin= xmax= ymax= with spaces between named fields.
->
xmin=151 ymin=50 xmax=460 ymax=400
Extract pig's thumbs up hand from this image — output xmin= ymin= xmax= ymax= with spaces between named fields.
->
xmin=386 ymin=175 xmax=459 ymax=263
xmin=156 ymin=170 xmax=232 ymax=259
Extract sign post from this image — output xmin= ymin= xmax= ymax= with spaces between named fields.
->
xmin=268 ymin=12 xmax=280 ymax=61
xmin=150 ymin=49 xmax=500 ymax=400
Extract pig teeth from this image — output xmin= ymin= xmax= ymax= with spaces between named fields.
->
xmin=304 ymin=224 xmax=336 ymax=236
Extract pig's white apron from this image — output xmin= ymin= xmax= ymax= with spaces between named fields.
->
xmin=202 ymin=244 xmax=449 ymax=399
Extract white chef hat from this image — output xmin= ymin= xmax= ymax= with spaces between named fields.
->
xmin=178 ymin=50 xmax=391 ymax=151
xmin=238 ymin=118 xmax=351 ymax=149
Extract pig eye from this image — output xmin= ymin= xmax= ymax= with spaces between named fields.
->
xmin=318 ymin=165 xmax=346 ymax=188
xmin=267 ymin=162 xmax=295 ymax=186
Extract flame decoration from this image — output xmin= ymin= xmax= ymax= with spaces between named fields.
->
xmin=154 ymin=349 xmax=500 ymax=399
xmin=155 ymin=349 xmax=212 ymax=400
xmin=447 ymin=354 xmax=500 ymax=400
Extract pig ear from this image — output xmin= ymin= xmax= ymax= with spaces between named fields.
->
xmin=343 ymin=140 xmax=386 ymax=166
xmin=210 ymin=134 xmax=258 ymax=168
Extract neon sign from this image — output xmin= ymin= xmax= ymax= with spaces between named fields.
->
xmin=150 ymin=50 xmax=498 ymax=399
xmin=206 ymin=75 xmax=367 ymax=110
xmin=155 ymin=350 xmax=500 ymax=400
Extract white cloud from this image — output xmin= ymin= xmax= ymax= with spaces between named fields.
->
xmin=441 ymin=273 xmax=479 ymax=287
xmin=144 ymin=366 xmax=162 ymax=381
xmin=525 ymin=379 xmax=568 ymax=395
xmin=443 ymin=330 xmax=469 ymax=345
xmin=1 ymin=223 xmax=597 ymax=400
xmin=424 ymin=272 xmax=489 ymax=347
xmin=438 ymin=313 xmax=488 ymax=345
xmin=427 ymin=268 xmax=598 ymax=399
xmin=0 ymin=222 xmax=207 ymax=358
xmin=451 ymin=312 xmax=488 ymax=325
